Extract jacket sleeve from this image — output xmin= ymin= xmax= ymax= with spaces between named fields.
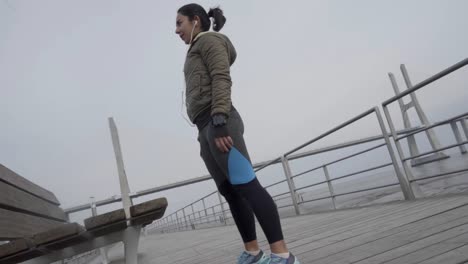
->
xmin=199 ymin=35 xmax=232 ymax=117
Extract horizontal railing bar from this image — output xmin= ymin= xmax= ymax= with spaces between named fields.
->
xmin=410 ymin=168 xmax=468 ymax=182
xmin=271 ymin=191 xmax=293 ymax=198
xmin=65 ymin=196 xmax=123 ymax=214
xmin=324 ymin=143 xmax=387 ymax=168
xmin=396 ymin=112 xmax=468 ymax=141
xmin=297 ymin=183 xmax=399 ymax=205
xmin=254 ymin=157 xmax=282 ymax=173
xmin=299 ymin=195 xmax=332 ymax=204
xmin=383 ymin=57 xmax=468 ymax=106
xmin=274 ymin=195 xmax=294 ymax=202
xmin=333 ymin=183 xmax=400 ymax=197
xmin=295 ymin=180 xmax=328 ymax=192
xmin=284 ymin=108 xmax=376 ymax=157
xmin=284 ymin=127 xmax=421 ymax=162
xmin=330 ymin=163 xmax=393 ymax=182
xmin=402 ymin=141 xmax=468 ymax=161
xmin=277 ymin=203 xmax=294 ymax=209
xmin=264 ymin=179 xmax=288 ymax=189
xmin=292 ymin=143 xmax=387 ymax=179
xmin=292 ymin=165 xmax=324 ymax=179
xmin=64 ymin=129 xmax=416 ymax=213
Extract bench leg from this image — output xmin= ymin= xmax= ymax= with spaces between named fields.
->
xmin=123 ymin=226 xmax=141 ymax=264
xmin=99 ymin=247 xmax=109 ymax=264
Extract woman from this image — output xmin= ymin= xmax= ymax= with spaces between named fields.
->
xmin=175 ymin=4 xmax=300 ymax=264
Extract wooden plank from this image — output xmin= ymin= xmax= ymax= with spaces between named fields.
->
xmin=300 ymin=204 xmax=468 ymax=263
xmin=289 ymin=195 xmax=465 ymax=256
xmin=167 ymin=197 xmax=466 ymax=263
xmin=84 ymin=209 xmax=127 ymax=237
xmin=127 ymin=197 xmax=168 ymax=227
xmin=84 ymin=209 xmax=126 ymax=230
xmin=418 ymin=244 xmax=468 ymax=264
xmin=32 ymin=223 xmax=90 ymax=251
xmin=292 ymin=198 xmax=468 ymax=261
xmin=130 ymin=197 xmax=168 ymax=217
xmin=124 ymin=194 xmax=468 ymax=264
xmin=373 ymin=231 xmax=468 ymax=264
xmin=0 ymin=164 xmax=59 ymax=205
xmin=32 ymin=223 xmax=85 ymax=246
xmin=130 ymin=208 xmax=166 ymax=227
xmin=0 ymin=208 xmax=63 ymax=239
xmin=145 ymin=203 xmax=410 ymax=263
xmin=0 ymin=181 xmax=67 ymax=221
xmin=94 ymin=195 xmax=468 ymax=264
xmin=341 ymin=208 xmax=468 ymax=264
xmin=40 ymin=233 xmax=90 ymax=251
xmin=0 ymin=248 xmax=44 ymax=264
xmin=0 ymin=239 xmax=30 ymax=258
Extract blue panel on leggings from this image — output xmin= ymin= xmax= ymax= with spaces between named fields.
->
xmin=228 ymin=147 xmax=256 ymax=185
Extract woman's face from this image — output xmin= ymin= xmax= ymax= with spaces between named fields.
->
xmin=175 ymin=13 xmax=198 ymax=45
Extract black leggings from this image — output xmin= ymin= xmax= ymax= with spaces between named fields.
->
xmin=197 ymin=107 xmax=284 ymax=244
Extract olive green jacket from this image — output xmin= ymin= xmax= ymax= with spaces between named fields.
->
xmin=184 ymin=31 xmax=237 ymax=123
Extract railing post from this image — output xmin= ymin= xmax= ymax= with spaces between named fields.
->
xmin=175 ymin=211 xmax=181 ymax=231
xmin=451 ymin=121 xmax=467 ymax=154
xmin=461 ymin=118 xmax=468 ymax=140
xmin=191 ymin=204 xmax=195 ymax=225
xmin=170 ymin=215 xmax=175 ymax=231
xmin=90 ymin=197 xmax=109 ymax=264
xmin=322 ymin=166 xmax=336 ymax=209
xmin=280 ymin=155 xmax=301 ymax=215
xmin=202 ymin=199 xmax=207 ymax=216
xmin=379 ymin=106 xmax=419 ymax=199
xmin=217 ymin=192 xmax=227 ymax=225
xmin=182 ymin=207 xmax=188 ymax=229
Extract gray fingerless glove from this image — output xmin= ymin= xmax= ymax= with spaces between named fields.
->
xmin=211 ymin=113 xmax=229 ymax=138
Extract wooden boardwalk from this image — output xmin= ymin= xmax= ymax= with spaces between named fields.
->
xmin=101 ymin=194 xmax=468 ymax=264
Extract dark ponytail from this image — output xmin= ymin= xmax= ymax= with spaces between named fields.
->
xmin=208 ymin=7 xmax=226 ymax=32
xmin=178 ymin=4 xmax=226 ymax=32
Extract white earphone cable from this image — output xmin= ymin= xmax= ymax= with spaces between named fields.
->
xmin=180 ymin=21 xmax=199 ymax=128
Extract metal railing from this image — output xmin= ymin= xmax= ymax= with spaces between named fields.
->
xmin=64 ymin=57 xmax=468 ymax=236
xmin=146 ymin=107 xmax=417 ymax=233
xmin=382 ymin=58 xmax=468 ymax=195
xmin=147 ymin=58 xmax=468 ymax=233
xmin=143 ymin=126 xmax=423 ymax=233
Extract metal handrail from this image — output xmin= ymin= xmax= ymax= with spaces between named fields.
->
xmin=382 ymin=57 xmax=468 ymax=106
xmin=395 ymin=113 xmax=468 ymax=141
xmin=284 ymin=108 xmax=376 ymax=157
xmin=66 ymin=57 xmax=468 ymax=235
xmin=292 ymin=143 xmax=387 ymax=179
xmin=331 ymin=162 xmax=393 ymax=182
xmin=151 ymin=106 xmax=414 ymax=231
xmin=64 ymin=128 xmax=421 ymax=214
xmin=148 ymin=120 xmax=424 ymax=230
xmin=382 ymin=57 xmax=468 ymax=200
xmin=151 ymin=58 xmax=468 ymax=233
xmin=402 ymin=141 xmax=468 ymax=162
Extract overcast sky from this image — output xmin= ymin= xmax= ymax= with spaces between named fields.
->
xmin=1 ymin=0 xmax=467 ymax=216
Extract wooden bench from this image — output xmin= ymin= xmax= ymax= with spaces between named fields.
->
xmin=0 ymin=164 xmax=168 ymax=264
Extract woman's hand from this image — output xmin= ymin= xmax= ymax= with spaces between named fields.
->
xmin=215 ymin=136 xmax=233 ymax=153
xmin=212 ymin=113 xmax=232 ymax=152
